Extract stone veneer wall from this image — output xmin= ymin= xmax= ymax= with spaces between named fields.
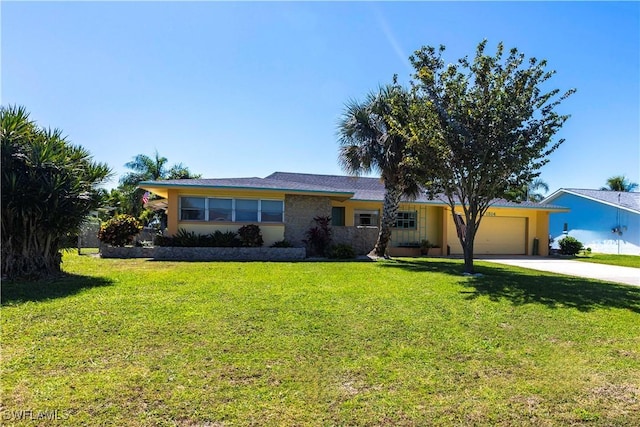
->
xmin=332 ymin=226 xmax=379 ymax=255
xmin=100 ymin=246 xmax=306 ymax=261
xmin=284 ymin=195 xmax=332 ymax=247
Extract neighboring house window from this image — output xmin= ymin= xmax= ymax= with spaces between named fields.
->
xmin=179 ymin=197 xmax=283 ymax=223
xmin=209 ymin=198 xmax=232 ymax=221
xmin=395 ymin=211 xmax=417 ymax=229
xmin=332 ymin=207 xmax=345 ymax=226
xmin=180 ymin=197 xmax=205 ymax=221
xmin=354 ymin=210 xmax=379 ymax=227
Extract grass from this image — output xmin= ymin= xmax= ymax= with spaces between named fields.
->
xmin=2 ymin=253 xmax=639 ymax=426
xmin=575 ymin=253 xmax=640 ymax=268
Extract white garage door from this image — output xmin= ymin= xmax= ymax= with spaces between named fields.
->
xmin=448 ymin=216 xmax=527 ymax=255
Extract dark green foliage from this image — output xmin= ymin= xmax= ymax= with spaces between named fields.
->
xmin=211 ymin=230 xmax=241 ymax=247
xmin=238 ymin=224 xmax=264 ymax=247
xmin=1 ymin=105 xmax=111 ymax=279
xmin=410 ymin=40 xmax=574 ymax=273
xmin=154 ymin=229 xmax=241 ymax=247
xmin=270 ymin=240 xmax=293 ymax=248
xmin=559 ymin=236 xmax=584 ymax=256
xmin=328 ymin=243 xmax=356 ymax=259
xmin=98 ymin=215 xmax=143 ymax=247
xmin=337 ymin=79 xmax=423 ymax=257
xmin=304 ymin=216 xmax=332 ymax=256
xmin=600 ymin=175 xmax=638 ymax=192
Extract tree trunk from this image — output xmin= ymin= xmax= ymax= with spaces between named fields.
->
xmin=452 ymin=210 xmax=477 ymax=274
xmin=462 ymin=234 xmax=475 ymax=274
xmin=371 ymin=184 xmax=402 ymax=257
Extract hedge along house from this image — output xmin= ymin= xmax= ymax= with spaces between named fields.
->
xmin=542 ymin=189 xmax=640 ymax=255
xmin=139 ymin=172 xmax=568 ymax=256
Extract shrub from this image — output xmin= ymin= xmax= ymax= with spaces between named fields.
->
xmin=238 ymin=224 xmax=264 ymax=247
xmin=328 ymin=243 xmax=356 ymax=259
xmin=304 ymin=216 xmax=332 ymax=256
xmin=153 ymin=230 xmax=242 ymax=247
xmin=558 ymin=236 xmax=584 ymax=256
xmin=271 ymin=240 xmax=293 ymax=248
xmin=98 ymin=215 xmax=143 ymax=247
xmin=210 ymin=230 xmax=240 ymax=247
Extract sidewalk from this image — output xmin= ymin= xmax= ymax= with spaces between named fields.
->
xmin=476 ymin=256 xmax=640 ymax=287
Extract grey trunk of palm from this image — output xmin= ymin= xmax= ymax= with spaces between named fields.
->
xmin=371 ymin=185 xmax=402 ymax=257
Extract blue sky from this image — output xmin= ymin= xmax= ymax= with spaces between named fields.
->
xmin=3 ymin=1 xmax=639 ymax=194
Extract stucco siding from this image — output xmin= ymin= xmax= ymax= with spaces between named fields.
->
xmin=549 ymin=193 xmax=640 ymax=255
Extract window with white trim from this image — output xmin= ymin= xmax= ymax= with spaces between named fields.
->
xmin=354 ymin=210 xmax=379 ymax=227
xmin=394 ymin=211 xmax=417 ymax=229
xmin=180 ymin=197 xmax=205 ymax=221
xmin=179 ymin=197 xmax=284 ymax=223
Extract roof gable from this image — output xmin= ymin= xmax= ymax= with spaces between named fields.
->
xmin=543 ymin=189 xmax=640 ymax=214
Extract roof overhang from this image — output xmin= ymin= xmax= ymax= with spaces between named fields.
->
xmin=138 ymin=181 xmax=354 ymax=202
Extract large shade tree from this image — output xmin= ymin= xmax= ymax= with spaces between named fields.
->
xmin=600 ymin=175 xmax=638 ymax=192
xmin=1 ymin=105 xmax=111 ymax=279
xmin=410 ymin=41 xmax=575 ymax=273
xmin=337 ymin=80 xmax=423 ymax=257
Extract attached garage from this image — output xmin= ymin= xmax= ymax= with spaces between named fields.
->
xmin=447 ymin=215 xmax=527 ymax=255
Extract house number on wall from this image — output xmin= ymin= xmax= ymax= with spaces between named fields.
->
xmin=485 ymin=212 xmax=496 ymax=217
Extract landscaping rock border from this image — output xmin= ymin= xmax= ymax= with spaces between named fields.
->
xmin=100 ymin=246 xmax=306 ymax=261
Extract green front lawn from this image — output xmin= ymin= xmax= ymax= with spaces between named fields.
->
xmin=2 ymin=253 xmax=639 ymax=426
xmin=575 ymin=253 xmax=640 ymax=268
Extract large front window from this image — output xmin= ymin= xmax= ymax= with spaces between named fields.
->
xmin=180 ymin=197 xmax=283 ymax=223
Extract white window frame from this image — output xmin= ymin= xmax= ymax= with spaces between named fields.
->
xmin=354 ymin=210 xmax=380 ymax=227
xmin=394 ymin=211 xmax=417 ymax=229
xmin=179 ymin=196 xmax=284 ymax=223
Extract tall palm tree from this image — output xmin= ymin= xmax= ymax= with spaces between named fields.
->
xmin=600 ymin=175 xmax=638 ymax=192
xmin=338 ymin=82 xmax=422 ymax=257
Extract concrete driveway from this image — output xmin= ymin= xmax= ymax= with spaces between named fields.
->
xmin=476 ymin=256 xmax=640 ymax=287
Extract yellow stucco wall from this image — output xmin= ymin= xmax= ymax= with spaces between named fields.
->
xmin=165 ymin=188 xmax=288 ymax=246
xmin=443 ymin=207 xmax=550 ymax=256
xmin=156 ymin=186 xmax=551 ymax=256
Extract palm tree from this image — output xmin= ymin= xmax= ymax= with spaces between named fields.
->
xmin=600 ymin=175 xmax=638 ymax=192
xmin=338 ymin=82 xmax=422 ymax=257
xmin=504 ymin=177 xmax=549 ymax=203
xmin=120 ymin=151 xmax=168 ymax=186
xmin=1 ymin=105 xmax=111 ymax=278
xmin=526 ymin=178 xmax=550 ymax=202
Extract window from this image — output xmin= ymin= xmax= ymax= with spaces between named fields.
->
xmin=208 ymin=198 xmax=232 ymax=221
xmin=395 ymin=211 xmax=417 ymax=229
xmin=180 ymin=197 xmax=205 ymax=221
xmin=236 ymin=199 xmax=259 ymax=222
xmin=261 ymin=200 xmax=284 ymax=222
xmin=331 ymin=207 xmax=345 ymax=226
xmin=179 ymin=197 xmax=284 ymax=223
xmin=354 ymin=210 xmax=379 ymax=227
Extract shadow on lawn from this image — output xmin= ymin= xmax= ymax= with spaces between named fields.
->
xmin=382 ymin=259 xmax=640 ymax=313
xmin=1 ymin=273 xmax=113 ymax=305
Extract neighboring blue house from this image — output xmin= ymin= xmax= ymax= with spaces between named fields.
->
xmin=542 ymin=189 xmax=640 ymax=255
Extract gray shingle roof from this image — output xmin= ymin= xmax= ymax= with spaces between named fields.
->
xmin=544 ymin=188 xmax=640 ymax=213
xmin=142 ymin=172 xmax=567 ymax=210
